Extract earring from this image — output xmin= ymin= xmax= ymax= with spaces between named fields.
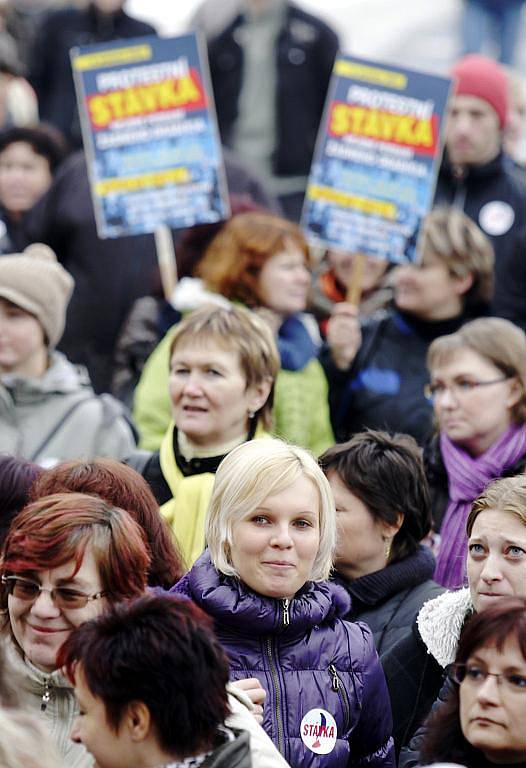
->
xmin=248 ymin=410 xmax=255 ymax=419
xmin=383 ymin=537 xmax=392 ymax=560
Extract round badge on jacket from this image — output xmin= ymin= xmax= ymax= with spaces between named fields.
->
xmin=300 ymin=708 xmax=338 ymax=754
xmin=478 ymin=201 xmax=515 ymax=235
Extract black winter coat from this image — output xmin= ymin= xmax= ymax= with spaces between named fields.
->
xmin=381 ymin=618 xmax=445 ymax=757
xmin=334 ymin=546 xmax=444 ymax=658
xmin=322 ymin=309 xmax=470 ymax=446
xmin=207 ymin=3 xmax=339 ymax=177
xmin=28 ymin=3 xmax=156 ymax=146
xmin=435 ymin=151 xmax=526 ymax=332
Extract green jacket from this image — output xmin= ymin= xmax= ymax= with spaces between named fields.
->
xmin=133 ymin=327 xmax=333 ymax=456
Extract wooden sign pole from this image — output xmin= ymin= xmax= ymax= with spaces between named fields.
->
xmin=345 ymin=252 xmax=365 ymax=307
xmin=154 ymin=225 xmax=178 ymax=301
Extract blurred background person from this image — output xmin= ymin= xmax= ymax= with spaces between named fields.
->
xmin=28 ymin=0 xmax=156 ymax=148
xmin=425 ymin=317 xmax=526 ymax=589
xmin=0 ymin=246 xmax=136 ymax=465
xmin=134 ymin=212 xmax=333 ymax=455
xmin=503 ymin=66 xmax=526 ymax=166
xmin=420 ymin=597 xmax=526 ymax=766
xmin=461 ymin=0 xmax=526 ymax=65
xmin=310 ymin=250 xmax=392 ymax=338
xmin=323 ymin=206 xmax=494 ymax=445
xmin=0 ymin=454 xmax=41 ymax=547
xmin=206 ymin=0 xmax=339 ymax=221
xmin=436 ymin=53 xmax=526 ymax=332
xmin=0 ymin=124 xmax=67 ymax=253
xmin=320 ymin=431 xmax=443 ymax=658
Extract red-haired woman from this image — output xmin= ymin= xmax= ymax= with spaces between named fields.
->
xmin=29 ymin=458 xmax=185 ymax=588
xmin=0 ymin=492 xmax=149 ymax=768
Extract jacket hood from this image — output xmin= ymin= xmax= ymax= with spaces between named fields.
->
xmin=417 ymin=586 xmax=474 ymax=667
xmin=177 ymin=550 xmax=351 ymax=636
xmin=1 ymin=351 xmax=92 ymax=399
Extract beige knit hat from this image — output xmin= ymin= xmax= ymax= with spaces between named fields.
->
xmin=0 ymin=244 xmax=74 ymax=348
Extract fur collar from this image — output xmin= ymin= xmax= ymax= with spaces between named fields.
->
xmin=417 ymin=587 xmax=474 ymax=668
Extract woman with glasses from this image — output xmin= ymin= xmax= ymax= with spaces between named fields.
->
xmin=419 ymin=597 xmax=526 ymax=767
xmin=390 ymin=475 xmax=526 ymax=764
xmin=0 ymin=492 xmax=149 ymax=768
xmin=425 ymin=316 xmax=526 ymax=589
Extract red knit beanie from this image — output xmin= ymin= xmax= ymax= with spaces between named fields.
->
xmin=451 ymin=54 xmax=508 ymax=128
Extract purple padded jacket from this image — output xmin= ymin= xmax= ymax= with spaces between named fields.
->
xmin=173 ymin=551 xmax=394 ymax=768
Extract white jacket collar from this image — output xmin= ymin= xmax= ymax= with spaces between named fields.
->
xmin=417 ymin=587 xmax=474 ymax=668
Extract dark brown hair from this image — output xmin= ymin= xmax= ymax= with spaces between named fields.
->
xmin=320 ymin=430 xmax=432 ymax=563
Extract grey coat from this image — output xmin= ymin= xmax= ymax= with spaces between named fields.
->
xmin=0 ymin=351 xmax=136 ymax=465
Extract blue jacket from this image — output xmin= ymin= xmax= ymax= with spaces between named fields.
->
xmin=174 ymin=552 xmax=394 ymax=768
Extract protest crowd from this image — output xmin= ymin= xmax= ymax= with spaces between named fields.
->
xmin=5 ymin=1 xmax=526 ymax=767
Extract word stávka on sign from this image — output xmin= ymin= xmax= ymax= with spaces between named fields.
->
xmin=71 ymin=33 xmax=230 ymax=239
xmin=301 ymin=56 xmax=453 ymax=264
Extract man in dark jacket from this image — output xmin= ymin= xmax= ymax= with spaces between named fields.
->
xmin=207 ymin=0 xmax=339 ymax=220
xmin=435 ymin=53 xmax=526 ymax=331
xmin=28 ymin=0 xmax=156 ymax=147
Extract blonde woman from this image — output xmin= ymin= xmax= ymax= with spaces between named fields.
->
xmin=173 ymin=438 xmax=394 ymax=768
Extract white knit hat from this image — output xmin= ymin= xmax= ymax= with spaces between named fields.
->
xmin=0 ymin=244 xmax=74 ymax=348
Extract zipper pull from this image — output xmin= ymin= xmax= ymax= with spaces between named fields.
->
xmin=41 ymin=684 xmax=51 ymax=712
xmin=329 ymin=664 xmax=340 ymax=692
xmin=282 ymin=598 xmax=290 ymax=627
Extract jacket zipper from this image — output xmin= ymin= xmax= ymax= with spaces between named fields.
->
xmin=41 ymin=682 xmax=51 ymax=712
xmin=266 ymin=637 xmax=286 ymax=756
xmin=329 ymin=663 xmax=350 ymax=728
xmin=282 ymin=598 xmax=290 ymax=627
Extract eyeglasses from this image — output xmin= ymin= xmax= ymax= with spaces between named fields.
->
xmin=424 ymin=377 xmax=509 ymax=402
xmin=449 ymin=662 xmax=526 ymax=693
xmin=1 ymin=575 xmax=107 ymax=610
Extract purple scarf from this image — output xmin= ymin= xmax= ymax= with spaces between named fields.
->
xmin=434 ymin=422 xmax=526 ymax=589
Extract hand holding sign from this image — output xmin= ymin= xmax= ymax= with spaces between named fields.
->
xmin=327 ymin=302 xmax=362 ymax=371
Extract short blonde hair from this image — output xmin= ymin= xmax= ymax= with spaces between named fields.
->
xmin=206 ymin=438 xmax=336 ymax=582
xmin=427 ymin=317 xmax=526 ymax=423
xmin=421 ymin=206 xmax=494 ymax=308
xmin=468 ymin=475 xmax=526 ymax=536
xmin=0 ymin=709 xmax=63 ymax=768
xmin=169 ymin=304 xmax=280 ymax=431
